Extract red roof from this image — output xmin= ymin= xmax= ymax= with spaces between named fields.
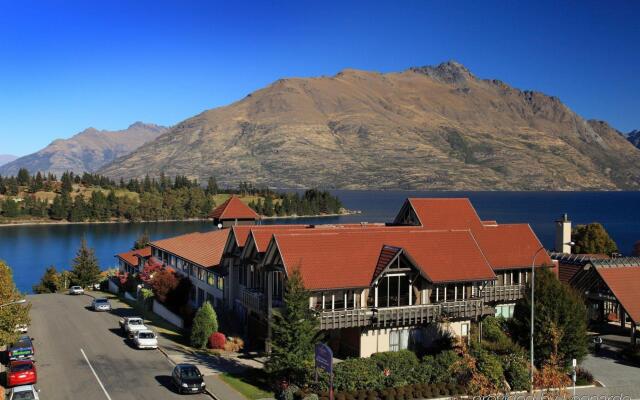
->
xmin=116 ymin=247 xmax=151 ymax=266
xmin=273 ymin=230 xmax=496 ymax=290
xmin=596 ymin=266 xmax=640 ymax=324
xmin=406 ymin=198 xmax=484 ymax=230
xmin=210 ymin=196 xmax=260 ymax=220
xmin=151 ymin=230 xmax=229 ymax=268
xmin=473 ymin=224 xmax=552 ymax=269
xmin=231 ymin=224 xmax=309 ymax=248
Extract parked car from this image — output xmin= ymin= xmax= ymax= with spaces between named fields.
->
xmin=8 ymin=335 xmax=35 ymax=361
xmin=132 ymin=329 xmax=158 ymax=349
xmin=119 ymin=316 xmax=148 ymax=338
xmin=91 ymin=298 xmax=112 ymax=311
xmin=7 ymin=384 xmax=40 ymax=400
xmin=171 ymin=363 xmax=206 ymax=394
xmin=69 ymin=286 xmax=84 ymax=295
xmin=14 ymin=324 xmax=28 ymax=334
xmin=6 ymin=360 xmax=37 ymax=387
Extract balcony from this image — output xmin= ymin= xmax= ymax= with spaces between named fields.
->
xmin=317 ymin=299 xmax=490 ymax=330
xmin=240 ymin=287 xmax=264 ymax=314
xmin=481 ymin=285 xmax=525 ymax=303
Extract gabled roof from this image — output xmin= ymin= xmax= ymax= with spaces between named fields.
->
xmin=150 ymin=230 xmax=230 ymax=268
xmin=399 ymin=198 xmax=484 ymax=230
xmin=473 ymin=224 xmax=552 ymax=269
xmin=210 ymin=196 xmax=260 ymax=220
xmin=596 ymin=265 xmax=640 ymax=324
xmin=231 ymin=224 xmax=309 ymax=248
xmin=116 ymin=247 xmax=151 ymax=266
xmin=271 ymin=230 xmax=496 ymax=290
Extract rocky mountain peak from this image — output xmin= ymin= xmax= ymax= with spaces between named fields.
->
xmin=628 ymin=129 xmax=640 ymax=148
xmin=410 ymin=60 xmax=475 ymax=84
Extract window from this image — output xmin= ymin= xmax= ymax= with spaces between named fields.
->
xmin=389 ymin=330 xmax=409 ymax=352
xmin=217 ymin=276 xmax=224 ymax=291
xmin=461 ymin=323 xmax=469 ymax=337
xmin=207 ymin=272 xmax=215 ymax=286
xmin=333 ymin=291 xmax=345 ymax=310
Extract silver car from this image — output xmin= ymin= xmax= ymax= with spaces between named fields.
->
xmin=91 ymin=298 xmax=112 ymax=311
xmin=8 ymin=384 xmax=40 ymax=400
xmin=69 ymin=286 xmax=84 ymax=295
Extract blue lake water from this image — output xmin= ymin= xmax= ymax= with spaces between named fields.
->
xmin=1 ymin=190 xmax=638 ymax=293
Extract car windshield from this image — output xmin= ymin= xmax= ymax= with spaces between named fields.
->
xmin=72 ymin=286 xmax=81 ymax=289
xmin=95 ymin=299 xmax=108 ymax=303
xmin=181 ymin=367 xmax=201 ymax=378
xmin=11 ymin=363 xmax=33 ymax=372
xmin=129 ymin=319 xmax=143 ymax=325
xmin=11 ymin=390 xmax=36 ymax=400
xmin=139 ymin=332 xmax=155 ymax=339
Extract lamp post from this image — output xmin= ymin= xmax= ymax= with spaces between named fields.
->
xmin=530 ymin=241 xmax=574 ymax=392
xmin=0 ymin=299 xmax=26 ymax=308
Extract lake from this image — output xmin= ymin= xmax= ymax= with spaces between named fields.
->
xmin=1 ymin=190 xmax=639 ymax=293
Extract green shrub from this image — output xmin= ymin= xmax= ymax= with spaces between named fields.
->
xmin=576 ymin=367 xmax=594 ymax=385
xmin=371 ymin=351 xmax=421 ymax=387
xmin=473 ymin=347 xmax=504 ymax=389
xmin=333 ymin=357 xmax=384 ymax=392
xmin=502 ymin=352 xmax=529 ymax=391
xmin=430 ymin=350 xmax=460 ymax=384
xmin=190 ymin=301 xmax=219 ymax=348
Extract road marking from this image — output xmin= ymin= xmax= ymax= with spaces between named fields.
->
xmin=80 ymin=348 xmax=113 ymax=400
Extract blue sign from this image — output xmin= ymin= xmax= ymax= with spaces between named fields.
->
xmin=315 ymin=343 xmax=333 ymax=374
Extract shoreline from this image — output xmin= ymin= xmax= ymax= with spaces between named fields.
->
xmin=0 ymin=210 xmax=360 ymax=228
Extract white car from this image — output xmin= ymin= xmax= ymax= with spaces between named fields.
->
xmin=91 ymin=298 xmax=112 ymax=311
xmin=69 ymin=286 xmax=84 ymax=295
xmin=133 ymin=329 xmax=158 ymax=349
xmin=8 ymin=384 xmax=40 ymax=400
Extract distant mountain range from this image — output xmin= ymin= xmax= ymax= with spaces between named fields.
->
xmin=628 ymin=130 xmax=640 ymax=149
xmin=0 ymin=122 xmax=168 ymax=176
xmin=97 ymin=61 xmax=640 ymax=190
xmin=0 ymin=154 xmax=18 ymax=167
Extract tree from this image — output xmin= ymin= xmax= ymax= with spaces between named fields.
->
xmin=149 ymin=268 xmax=179 ymax=303
xmin=265 ymin=268 xmax=320 ymax=385
xmin=0 ymin=261 xmax=30 ymax=346
xmin=70 ymin=239 xmax=101 ymax=288
xmin=16 ymin=168 xmax=30 ymax=186
xmin=572 ymin=223 xmax=618 ymax=255
xmin=190 ymin=301 xmax=219 ymax=348
xmin=133 ymin=231 xmax=150 ymax=250
xmin=33 ymin=266 xmax=60 ymax=293
xmin=511 ymin=268 xmax=588 ymax=369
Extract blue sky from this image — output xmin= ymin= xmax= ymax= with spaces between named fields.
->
xmin=1 ymin=0 xmax=639 ymax=156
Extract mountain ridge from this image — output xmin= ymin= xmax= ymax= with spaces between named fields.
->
xmin=628 ymin=130 xmax=640 ymax=149
xmin=0 ymin=154 xmax=18 ymax=167
xmin=0 ymin=122 xmax=168 ymax=176
xmin=91 ymin=61 xmax=640 ymax=190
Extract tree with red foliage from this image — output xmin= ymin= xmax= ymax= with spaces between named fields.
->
xmin=208 ymin=332 xmax=226 ymax=349
xmin=140 ymin=261 xmax=163 ymax=284
xmin=149 ymin=268 xmax=179 ymax=303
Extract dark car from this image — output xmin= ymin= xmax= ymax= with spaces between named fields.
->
xmin=8 ymin=335 xmax=35 ymax=361
xmin=171 ymin=363 xmax=206 ymax=394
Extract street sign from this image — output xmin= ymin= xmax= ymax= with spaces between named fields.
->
xmin=315 ymin=343 xmax=333 ymax=374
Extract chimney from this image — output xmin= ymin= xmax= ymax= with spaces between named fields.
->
xmin=555 ymin=213 xmax=572 ymax=254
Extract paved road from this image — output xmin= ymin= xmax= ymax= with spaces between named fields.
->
xmin=27 ymin=293 xmax=209 ymax=400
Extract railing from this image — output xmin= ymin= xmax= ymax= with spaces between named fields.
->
xmin=317 ymin=299 xmax=489 ymax=330
xmin=241 ymin=287 xmax=264 ymax=313
xmin=481 ymin=285 xmax=525 ymax=302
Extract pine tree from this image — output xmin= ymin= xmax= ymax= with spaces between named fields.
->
xmin=572 ymin=223 xmax=618 ymax=255
xmin=265 ymin=268 xmax=319 ymax=385
xmin=70 ymin=239 xmax=101 ymax=288
xmin=0 ymin=261 xmax=30 ymax=346
xmin=190 ymin=301 xmax=219 ymax=348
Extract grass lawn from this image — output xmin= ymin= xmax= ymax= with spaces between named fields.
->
xmin=219 ymin=368 xmax=275 ymax=400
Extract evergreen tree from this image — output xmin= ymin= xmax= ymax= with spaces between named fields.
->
xmin=16 ymin=168 xmax=30 ymax=186
xmin=33 ymin=266 xmax=60 ymax=293
xmin=190 ymin=301 xmax=219 ymax=348
xmin=0 ymin=261 xmax=30 ymax=346
xmin=70 ymin=239 xmax=101 ymax=288
xmin=61 ymin=172 xmax=73 ymax=193
xmin=206 ymin=177 xmax=219 ymax=195
xmin=572 ymin=223 xmax=618 ymax=255
xmin=263 ymin=196 xmax=275 ymax=217
xmin=511 ymin=268 xmax=588 ymax=369
xmin=265 ymin=268 xmax=319 ymax=385
xmin=1 ymin=199 xmax=20 ymax=218
xmin=69 ymin=195 xmax=87 ymax=222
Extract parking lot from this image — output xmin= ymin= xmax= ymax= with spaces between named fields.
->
xmin=24 ymin=292 xmax=210 ymax=400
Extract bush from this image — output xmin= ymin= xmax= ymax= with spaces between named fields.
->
xmin=190 ymin=301 xmax=219 ymax=348
xmin=208 ymin=332 xmax=226 ymax=349
xmin=333 ymin=357 xmax=384 ymax=392
xmin=430 ymin=350 xmax=460 ymax=384
xmin=502 ymin=352 xmax=529 ymax=391
xmin=224 ymin=336 xmax=245 ymax=352
xmin=371 ymin=350 xmax=421 ymax=387
xmin=472 ymin=347 xmax=505 ymax=389
xmin=575 ymin=367 xmax=594 ymax=385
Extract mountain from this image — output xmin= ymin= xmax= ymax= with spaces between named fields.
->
xmin=0 ymin=122 xmax=168 ymax=176
xmin=98 ymin=62 xmax=640 ymax=190
xmin=0 ymin=154 xmax=18 ymax=167
xmin=628 ymin=130 xmax=640 ymax=149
